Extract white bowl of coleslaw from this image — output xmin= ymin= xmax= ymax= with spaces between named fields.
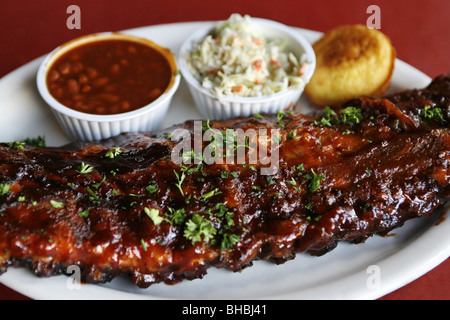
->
xmin=178 ymin=14 xmax=315 ymax=120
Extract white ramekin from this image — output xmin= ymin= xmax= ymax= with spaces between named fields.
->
xmin=37 ymin=32 xmax=180 ymax=142
xmin=178 ymin=18 xmax=316 ymax=120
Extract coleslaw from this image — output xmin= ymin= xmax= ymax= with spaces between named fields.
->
xmin=185 ymin=14 xmax=309 ymax=98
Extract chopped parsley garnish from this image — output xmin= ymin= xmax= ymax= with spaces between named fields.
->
xmin=314 ymin=106 xmax=363 ymax=128
xmin=129 ymin=193 xmax=143 ymax=198
xmin=145 ymin=208 xmax=165 ymax=225
xmin=220 ymin=233 xmax=240 ymax=251
xmin=201 ymin=121 xmax=252 ymax=159
xmin=287 ymin=176 xmax=301 ymax=192
xmin=76 ymin=162 xmax=94 ymax=174
xmin=266 ymin=175 xmax=275 ymax=186
xmin=277 ymin=110 xmax=286 ymax=128
xmin=50 ymin=200 xmax=64 ymax=208
xmin=79 ymin=209 xmax=89 ymax=218
xmin=166 ymin=202 xmax=241 ymax=250
xmin=314 ymin=107 xmax=336 ymax=127
xmin=181 ymin=150 xmax=203 ymax=163
xmin=174 ymin=164 xmax=202 ymax=196
xmin=8 ymin=141 xmax=25 ymax=150
xmin=212 ymin=203 xmax=240 ymax=250
xmin=165 ymin=207 xmax=186 ymax=225
xmin=162 ymin=131 xmax=173 ymax=139
xmin=140 ymin=239 xmax=147 ymax=251
xmin=202 ymin=119 xmax=212 ymax=131
xmin=173 ymin=169 xmax=186 ymax=196
xmin=105 ymin=147 xmax=122 ymax=159
xmin=0 ymin=183 xmax=10 ymax=196
xmin=92 ymin=175 xmax=106 ymax=189
xmin=201 ymin=188 xmax=222 ymax=201
xmin=129 ymin=201 xmax=137 ymax=207
xmin=287 ymin=177 xmax=297 ymax=186
xmin=339 ymin=107 xmax=363 ymax=126
xmin=184 ymin=213 xmax=217 ymax=245
xmin=23 ymin=136 xmax=46 ymax=148
xmin=306 ymin=214 xmax=323 ymax=222
xmin=146 ymin=180 xmax=158 ymax=194
xmin=288 ymin=131 xmax=297 ymax=139
xmin=224 ymin=129 xmax=250 ymax=156
xmin=421 ymin=105 xmax=443 ymax=121
xmin=86 ymin=187 xmax=99 ymax=202
xmin=342 ymin=129 xmax=351 ymax=135
xmin=304 ymin=202 xmax=313 ymax=211
xmin=254 ymin=112 xmax=264 ymax=120
xmin=273 ymin=133 xmax=282 ymax=144
xmin=213 ymin=203 xmax=234 ymax=226
xmin=303 ymin=169 xmax=325 ymax=193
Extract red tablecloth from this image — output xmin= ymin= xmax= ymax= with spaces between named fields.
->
xmin=0 ymin=0 xmax=448 ymax=300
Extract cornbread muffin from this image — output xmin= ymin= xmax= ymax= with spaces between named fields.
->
xmin=305 ymin=24 xmax=395 ymax=107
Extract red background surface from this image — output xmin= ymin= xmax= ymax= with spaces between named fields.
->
xmin=0 ymin=0 xmax=448 ymax=300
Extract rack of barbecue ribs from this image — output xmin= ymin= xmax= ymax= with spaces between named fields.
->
xmin=0 ymin=74 xmax=448 ymax=288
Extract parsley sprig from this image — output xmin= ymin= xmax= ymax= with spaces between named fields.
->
xmin=173 ymin=169 xmax=186 ymax=196
xmin=145 ymin=208 xmax=165 ymax=225
xmin=76 ymin=162 xmax=94 ymax=174
xmin=146 ymin=180 xmax=158 ymax=194
xmin=305 ymin=169 xmax=325 ymax=192
xmin=105 ymin=147 xmax=122 ymax=159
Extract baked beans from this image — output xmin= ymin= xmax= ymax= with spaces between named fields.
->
xmin=47 ymin=39 xmax=173 ymax=115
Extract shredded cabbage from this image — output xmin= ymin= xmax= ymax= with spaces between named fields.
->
xmin=186 ymin=14 xmax=308 ymax=98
